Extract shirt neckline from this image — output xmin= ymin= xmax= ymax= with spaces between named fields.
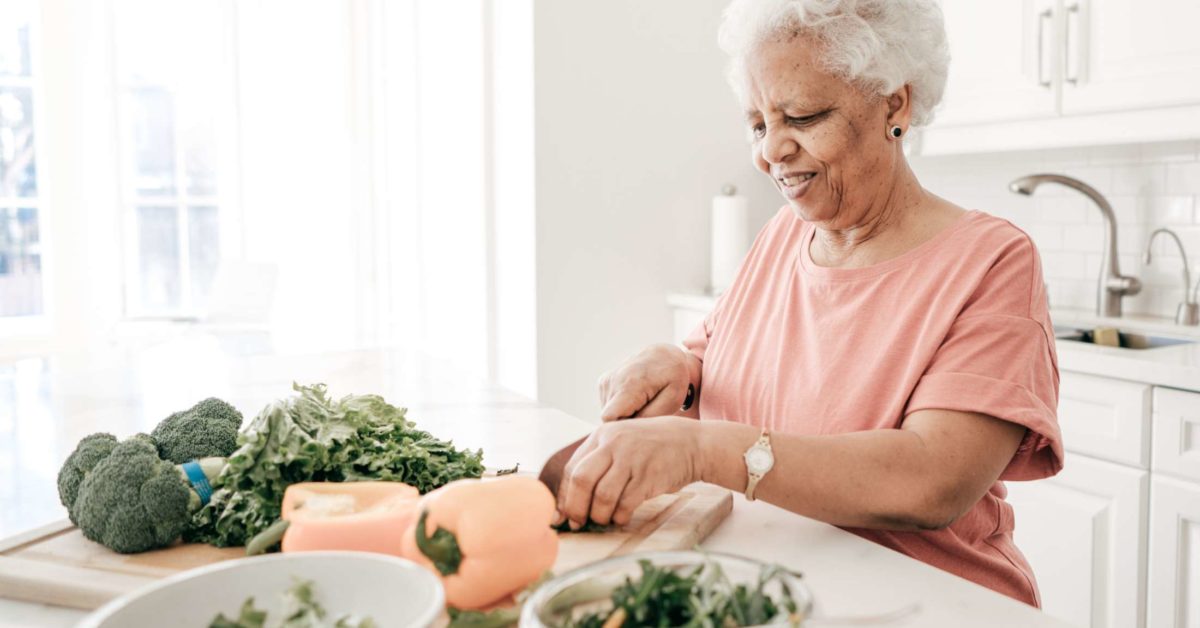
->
xmin=797 ymin=210 xmax=982 ymax=281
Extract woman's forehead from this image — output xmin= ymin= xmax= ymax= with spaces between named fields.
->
xmin=739 ymin=38 xmax=844 ymax=112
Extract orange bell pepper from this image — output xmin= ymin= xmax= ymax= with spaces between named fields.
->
xmin=400 ymin=475 xmax=558 ymax=610
xmin=280 ymin=481 xmax=420 ymax=555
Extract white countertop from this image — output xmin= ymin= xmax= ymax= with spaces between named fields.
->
xmin=669 ymin=291 xmax=1200 ymax=392
xmin=0 ymin=338 xmax=1072 ymax=627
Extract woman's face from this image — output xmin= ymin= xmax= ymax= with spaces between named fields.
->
xmin=741 ymin=34 xmax=899 ymax=228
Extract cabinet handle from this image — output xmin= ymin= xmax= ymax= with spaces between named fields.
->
xmin=1037 ymin=7 xmax=1053 ymax=88
xmin=1065 ymin=2 xmax=1081 ymax=85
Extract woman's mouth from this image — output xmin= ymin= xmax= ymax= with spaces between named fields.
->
xmin=777 ymin=172 xmax=817 ymax=200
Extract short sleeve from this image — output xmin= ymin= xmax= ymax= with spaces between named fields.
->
xmin=905 ymin=235 xmax=1063 ymax=481
xmin=683 ymin=306 xmax=718 ymax=363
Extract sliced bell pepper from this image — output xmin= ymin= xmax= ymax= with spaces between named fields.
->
xmin=400 ymin=475 xmax=558 ymax=610
xmin=280 ymin=481 xmax=420 ymax=555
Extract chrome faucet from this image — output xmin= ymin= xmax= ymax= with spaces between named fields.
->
xmin=1009 ymin=174 xmax=1142 ymax=317
xmin=1143 ymin=228 xmax=1199 ymax=325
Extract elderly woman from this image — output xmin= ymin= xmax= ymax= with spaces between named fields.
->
xmin=553 ymin=0 xmax=1063 ymax=607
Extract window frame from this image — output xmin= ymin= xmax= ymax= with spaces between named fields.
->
xmin=0 ymin=1 xmax=51 ymax=338
xmin=110 ymin=0 xmax=241 ymax=321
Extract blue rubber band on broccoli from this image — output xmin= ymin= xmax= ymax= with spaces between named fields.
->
xmin=182 ymin=460 xmax=215 ymax=506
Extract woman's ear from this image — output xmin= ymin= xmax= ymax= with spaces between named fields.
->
xmin=886 ymin=84 xmax=913 ymax=128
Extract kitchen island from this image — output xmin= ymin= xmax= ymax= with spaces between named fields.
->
xmin=0 ymin=338 xmax=1072 ymax=627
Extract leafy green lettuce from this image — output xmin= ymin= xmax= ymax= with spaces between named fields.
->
xmin=187 ymin=383 xmax=484 ymax=547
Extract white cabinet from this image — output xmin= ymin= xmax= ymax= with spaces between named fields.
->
xmin=1147 ymin=475 xmax=1200 ymax=628
xmin=937 ymin=0 xmax=1058 ymax=127
xmin=1058 ymin=372 xmax=1151 ymax=468
xmin=1152 ymin=387 xmax=1200 ymax=484
xmin=922 ymin=0 xmax=1200 ymax=154
xmin=1007 ymin=453 xmax=1148 ymax=628
xmin=1061 ymin=0 xmax=1200 ymax=116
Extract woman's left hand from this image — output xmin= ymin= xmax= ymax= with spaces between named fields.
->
xmin=553 ymin=416 xmax=703 ymax=529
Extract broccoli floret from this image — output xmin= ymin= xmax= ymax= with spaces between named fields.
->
xmin=152 ymin=398 xmax=244 ymax=464
xmin=56 ymin=432 xmax=119 ymax=525
xmin=71 ymin=436 xmax=223 ymax=554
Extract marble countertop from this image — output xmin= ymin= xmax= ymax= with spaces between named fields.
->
xmin=669 ymin=291 xmax=1200 ymax=392
xmin=0 ymin=337 xmax=1072 ymax=627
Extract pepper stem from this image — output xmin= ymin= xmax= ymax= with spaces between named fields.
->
xmin=245 ymin=519 xmax=290 ymax=556
xmin=415 ymin=509 xmax=462 ymax=576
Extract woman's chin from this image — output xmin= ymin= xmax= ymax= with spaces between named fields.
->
xmin=785 ymin=198 xmax=827 ymax=223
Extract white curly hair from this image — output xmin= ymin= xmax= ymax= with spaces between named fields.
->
xmin=718 ymin=0 xmax=950 ymax=127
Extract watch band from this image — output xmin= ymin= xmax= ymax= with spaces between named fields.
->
xmin=744 ymin=430 xmax=772 ymax=502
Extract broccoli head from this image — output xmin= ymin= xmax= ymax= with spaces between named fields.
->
xmin=72 ymin=435 xmax=214 ymax=554
xmin=56 ymin=432 xmax=119 ymax=525
xmin=152 ymin=397 xmax=244 ymax=464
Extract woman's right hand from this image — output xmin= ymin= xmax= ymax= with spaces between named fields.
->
xmin=597 ymin=344 xmax=697 ymax=422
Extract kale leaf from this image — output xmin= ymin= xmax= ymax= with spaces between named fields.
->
xmin=187 ymin=383 xmax=484 ymax=547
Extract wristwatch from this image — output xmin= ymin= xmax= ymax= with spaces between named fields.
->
xmin=742 ymin=429 xmax=774 ymax=501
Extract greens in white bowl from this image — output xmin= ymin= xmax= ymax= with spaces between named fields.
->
xmin=80 ymin=552 xmax=443 ymax=628
xmin=520 ymin=550 xmax=811 ymax=627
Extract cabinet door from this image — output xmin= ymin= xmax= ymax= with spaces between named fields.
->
xmin=1059 ymin=371 xmax=1151 ymax=468
xmin=1061 ymin=0 xmax=1200 ymax=115
xmin=1006 ymin=453 xmax=1147 ymax=628
xmin=1152 ymin=387 xmax=1200 ymax=484
xmin=934 ymin=0 xmax=1059 ymax=127
xmin=1147 ymin=476 xmax=1200 ymax=628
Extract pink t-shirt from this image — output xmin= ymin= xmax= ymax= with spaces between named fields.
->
xmin=684 ymin=207 xmax=1063 ymax=606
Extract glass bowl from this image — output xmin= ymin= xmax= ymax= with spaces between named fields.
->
xmin=520 ymin=550 xmax=813 ymax=627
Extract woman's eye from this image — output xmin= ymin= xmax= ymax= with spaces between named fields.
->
xmin=751 ymin=123 xmax=766 ymax=139
xmin=787 ymin=114 xmax=820 ymax=126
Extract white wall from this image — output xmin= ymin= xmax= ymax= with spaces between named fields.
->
xmin=910 ymin=140 xmax=1200 ymax=317
xmin=532 ymin=0 xmax=778 ymax=420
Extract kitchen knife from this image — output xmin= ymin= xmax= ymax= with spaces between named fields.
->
xmin=537 ymin=435 xmax=587 ymax=497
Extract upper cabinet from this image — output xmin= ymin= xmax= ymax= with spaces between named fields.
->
xmin=1061 ymin=0 xmax=1200 ymax=116
xmin=937 ymin=0 xmax=1058 ymax=126
xmin=922 ymin=0 xmax=1200 ymax=155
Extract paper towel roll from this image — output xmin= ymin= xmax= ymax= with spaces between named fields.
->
xmin=711 ymin=186 xmax=749 ymax=295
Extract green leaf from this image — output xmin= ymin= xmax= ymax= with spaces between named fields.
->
xmin=185 ymin=383 xmax=484 ymax=547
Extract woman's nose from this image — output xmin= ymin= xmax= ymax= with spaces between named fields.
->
xmin=760 ymin=127 xmax=798 ymax=165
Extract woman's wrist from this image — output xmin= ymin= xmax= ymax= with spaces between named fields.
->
xmin=695 ymin=420 xmax=759 ymax=488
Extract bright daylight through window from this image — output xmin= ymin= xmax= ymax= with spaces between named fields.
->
xmin=114 ymin=0 xmax=228 ymax=318
xmin=0 ymin=2 xmax=41 ymax=321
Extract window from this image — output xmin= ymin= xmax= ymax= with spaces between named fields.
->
xmin=0 ymin=2 xmax=42 ymax=322
xmin=114 ymin=0 xmax=231 ymax=318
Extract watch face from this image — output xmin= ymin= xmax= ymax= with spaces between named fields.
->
xmin=744 ymin=446 xmax=774 ymax=474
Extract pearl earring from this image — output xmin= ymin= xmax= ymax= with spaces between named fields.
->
xmin=890 ymin=125 xmax=903 ymax=139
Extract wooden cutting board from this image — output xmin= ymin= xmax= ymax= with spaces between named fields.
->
xmin=0 ymin=483 xmax=731 ymax=610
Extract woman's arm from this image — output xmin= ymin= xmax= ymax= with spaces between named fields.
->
xmin=701 ymin=410 xmax=1026 ymax=530
xmin=555 ymin=409 xmax=1026 ymax=531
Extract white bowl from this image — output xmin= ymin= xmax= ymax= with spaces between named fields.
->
xmin=80 ymin=551 xmax=444 ymax=628
xmin=521 ymin=550 xmax=813 ymax=627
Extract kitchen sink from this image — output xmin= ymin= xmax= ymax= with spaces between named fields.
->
xmin=1053 ymin=326 xmax=1196 ymax=350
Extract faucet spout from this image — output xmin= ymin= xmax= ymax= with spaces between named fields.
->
xmin=1009 ymin=174 xmax=1142 ymax=317
xmin=1144 ymin=228 xmax=1199 ymax=326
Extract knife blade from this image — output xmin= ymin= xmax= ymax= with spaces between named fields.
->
xmin=537 ymin=435 xmax=587 ymax=497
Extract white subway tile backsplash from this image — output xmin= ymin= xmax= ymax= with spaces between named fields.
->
xmin=1108 ymin=196 xmax=1148 ymax=225
xmin=1027 ymin=224 xmax=1063 ymax=251
xmin=1042 ymin=251 xmax=1089 ymax=279
xmin=1062 ymin=224 xmax=1107 ymax=253
xmin=912 ymin=139 xmax=1200 ymax=318
xmin=1088 ymin=144 xmax=1143 ymax=166
xmin=1151 ymin=197 xmax=1196 ymax=225
xmin=1140 ymin=140 xmax=1200 ymax=164
xmin=1166 ymin=162 xmax=1200 ymax=196
xmin=1034 ymin=197 xmax=1090 ymax=224
xmin=1111 ymin=164 xmax=1167 ymax=196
